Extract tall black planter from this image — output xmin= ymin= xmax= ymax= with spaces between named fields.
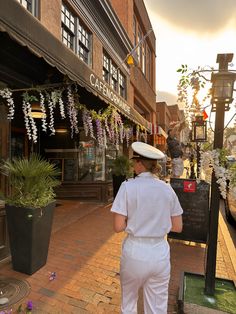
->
xmin=112 ymin=175 xmax=126 ymax=198
xmin=5 ymin=202 xmax=55 ymax=275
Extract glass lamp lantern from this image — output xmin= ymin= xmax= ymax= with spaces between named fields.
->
xmin=211 ymin=72 xmax=235 ymax=111
xmin=192 ymin=115 xmax=207 ymax=142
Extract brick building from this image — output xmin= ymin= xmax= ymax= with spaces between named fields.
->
xmin=156 ymin=101 xmax=187 ymax=151
xmin=0 ymin=0 xmax=156 ymax=260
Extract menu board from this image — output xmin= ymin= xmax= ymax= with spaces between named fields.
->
xmin=49 ymin=159 xmax=63 ymax=180
xmin=168 ymin=178 xmax=210 ymax=243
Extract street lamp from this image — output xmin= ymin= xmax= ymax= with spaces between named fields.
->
xmin=205 ymin=53 xmax=236 ymax=295
xmin=191 ymin=114 xmax=207 ymax=177
xmin=191 ymin=115 xmax=207 ymax=142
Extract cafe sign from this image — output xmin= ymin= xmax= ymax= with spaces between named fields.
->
xmin=89 ymin=73 xmax=130 ymax=115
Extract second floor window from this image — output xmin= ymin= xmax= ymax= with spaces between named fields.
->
xmin=119 ymin=72 xmax=126 ymax=99
xmin=61 ymin=3 xmax=91 ymax=65
xmin=61 ymin=3 xmax=75 ymax=50
xmin=17 ymin=0 xmax=37 ymax=16
xmin=103 ymin=52 xmax=127 ymax=99
xmin=78 ymin=24 xmax=90 ymax=63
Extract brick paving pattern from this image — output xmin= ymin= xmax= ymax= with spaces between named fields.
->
xmin=0 ymin=200 xmax=235 ymax=313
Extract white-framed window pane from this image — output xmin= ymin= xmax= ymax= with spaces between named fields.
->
xmin=78 ymin=22 xmax=91 ymax=64
xmin=103 ymin=55 xmax=109 ymax=71
xmin=17 ymin=0 xmax=36 ymax=15
xmin=61 ymin=3 xmax=75 ymax=34
xmin=62 ymin=28 xmax=74 ymax=50
xmin=119 ymin=72 xmax=126 ymax=98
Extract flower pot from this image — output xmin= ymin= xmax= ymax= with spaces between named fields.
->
xmin=5 ymin=201 xmax=55 ymax=275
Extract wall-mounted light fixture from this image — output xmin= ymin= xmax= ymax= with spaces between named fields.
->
xmin=55 ymin=128 xmax=68 ymax=134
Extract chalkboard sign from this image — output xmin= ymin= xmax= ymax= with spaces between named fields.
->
xmin=64 ymin=159 xmax=77 ymax=181
xmin=49 ymin=159 xmax=62 ymax=180
xmin=168 ymin=178 xmax=210 ymax=243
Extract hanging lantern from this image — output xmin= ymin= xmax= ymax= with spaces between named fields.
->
xmin=191 ymin=115 xmax=207 ymax=142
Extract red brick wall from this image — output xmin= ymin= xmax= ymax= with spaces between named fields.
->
xmin=40 ymin=0 xmax=61 ymax=39
xmin=108 ymin=0 xmax=134 ymax=41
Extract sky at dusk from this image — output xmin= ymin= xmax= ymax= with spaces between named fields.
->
xmin=144 ymin=0 xmax=236 ymax=126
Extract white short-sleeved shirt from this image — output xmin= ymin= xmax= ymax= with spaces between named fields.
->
xmin=111 ymin=172 xmax=183 ymax=237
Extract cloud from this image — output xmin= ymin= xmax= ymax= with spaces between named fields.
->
xmin=145 ymin=0 xmax=236 ymax=33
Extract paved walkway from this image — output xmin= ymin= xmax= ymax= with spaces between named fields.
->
xmin=0 ymin=199 xmax=235 ymax=313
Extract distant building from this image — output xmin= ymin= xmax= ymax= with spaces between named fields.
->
xmin=155 ymin=102 xmax=188 ymax=151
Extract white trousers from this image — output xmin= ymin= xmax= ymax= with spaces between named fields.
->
xmin=120 ymin=235 xmax=170 ymax=314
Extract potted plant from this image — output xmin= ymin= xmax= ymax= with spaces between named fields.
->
xmin=0 ymin=154 xmax=60 ymax=275
xmin=111 ymin=155 xmax=133 ymax=198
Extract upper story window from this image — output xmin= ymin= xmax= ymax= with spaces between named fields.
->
xmin=119 ymin=72 xmax=126 ymax=99
xmin=17 ymin=0 xmax=38 ymax=16
xmin=103 ymin=55 xmax=109 ymax=83
xmin=110 ymin=63 xmax=118 ymax=92
xmin=61 ymin=4 xmax=75 ymax=50
xmin=133 ymin=14 xmax=154 ymax=86
xmin=61 ymin=3 xmax=92 ymax=65
xmin=78 ymin=23 xmax=91 ymax=63
xmin=103 ymin=52 xmax=127 ymax=99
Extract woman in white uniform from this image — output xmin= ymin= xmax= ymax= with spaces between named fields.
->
xmin=111 ymin=142 xmax=183 ymax=314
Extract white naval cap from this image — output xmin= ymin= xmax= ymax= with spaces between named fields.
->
xmin=131 ymin=141 xmax=165 ymax=160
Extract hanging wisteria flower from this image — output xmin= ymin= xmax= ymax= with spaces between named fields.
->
xmin=39 ymin=91 xmax=47 ymax=132
xmin=22 ymin=93 xmax=38 ymax=143
xmin=87 ymin=111 xmax=95 ymax=139
xmin=58 ymin=94 xmax=66 ymax=119
xmin=22 ymin=99 xmax=32 ymax=141
xmin=47 ymin=93 xmax=55 ymax=136
xmin=67 ymin=86 xmax=79 ymax=137
xmin=0 ymin=88 xmax=15 ymax=119
xmin=104 ymin=116 xmax=112 ymax=140
xmin=82 ymin=108 xmax=89 ymax=137
xmin=95 ymin=118 xmax=104 ymax=146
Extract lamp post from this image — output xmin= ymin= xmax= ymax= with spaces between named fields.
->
xmin=191 ymin=114 xmax=207 ymax=177
xmin=204 ymin=53 xmax=236 ymax=295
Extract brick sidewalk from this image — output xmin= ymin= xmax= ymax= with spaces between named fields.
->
xmin=0 ymin=200 xmax=235 ymax=313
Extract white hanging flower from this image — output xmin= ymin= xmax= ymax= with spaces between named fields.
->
xmin=39 ymin=92 xmax=47 ymax=132
xmin=22 ymin=100 xmax=32 ymax=141
xmin=0 ymin=88 xmax=15 ymax=119
xmin=47 ymin=93 xmax=55 ymax=136
xmin=58 ymin=95 xmax=66 ymax=119
xmin=200 ymin=149 xmax=236 ymax=199
xmin=67 ymin=86 xmax=79 ymax=137
xmin=22 ymin=99 xmax=38 ymax=143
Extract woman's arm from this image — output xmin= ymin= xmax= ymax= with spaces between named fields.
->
xmin=113 ymin=213 xmax=127 ymax=233
xmin=171 ymin=215 xmax=183 ymax=233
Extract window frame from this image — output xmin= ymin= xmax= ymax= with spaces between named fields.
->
xmin=103 ymin=52 xmax=127 ymax=99
xmin=17 ymin=0 xmax=38 ymax=17
xmin=61 ymin=3 xmax=92 ymax=66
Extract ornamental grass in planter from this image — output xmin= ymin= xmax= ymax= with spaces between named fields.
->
xmin=0 ymin=154 xmax=60 ymax=275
